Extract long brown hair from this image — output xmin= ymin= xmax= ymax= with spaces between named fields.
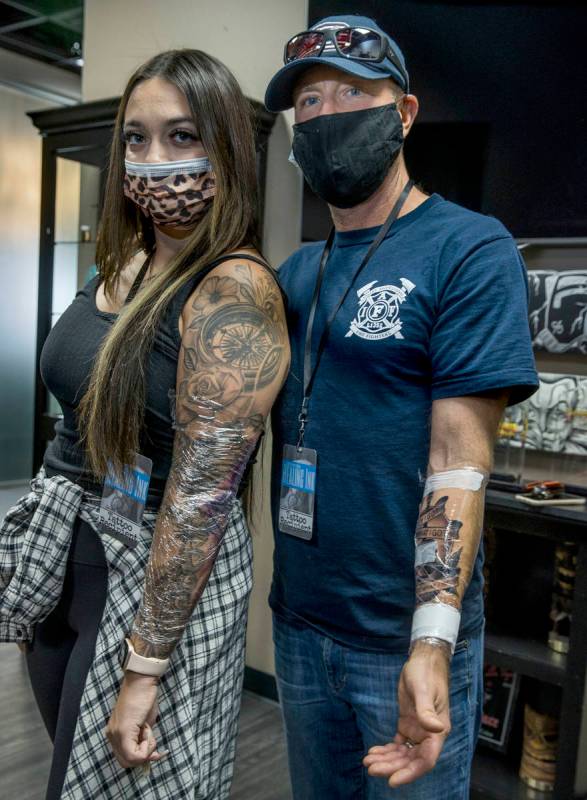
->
xmin=79 ymin=49 xmax=260 ymax=477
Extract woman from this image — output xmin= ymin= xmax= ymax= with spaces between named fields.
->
xmin=0 ymin=49 xmax=289 ymax=799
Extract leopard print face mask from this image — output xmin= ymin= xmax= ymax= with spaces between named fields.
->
xmin=124 ymin=157 xmax=216 ymax=229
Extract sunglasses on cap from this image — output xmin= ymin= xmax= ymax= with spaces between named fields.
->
xmin=284 ymin=26 xmax=408 ymax=88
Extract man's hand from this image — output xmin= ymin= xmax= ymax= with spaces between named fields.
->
xmin=363 ymin=640 xmax=451 ymax=787
xmin=106 ymin=672 xmax=167 ymax=769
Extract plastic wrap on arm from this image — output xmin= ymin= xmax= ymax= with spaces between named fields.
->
xmin=131 ymin=394 xmax=263 ymax=653
xmin=411 ymin=466 xmax=488 ymax=654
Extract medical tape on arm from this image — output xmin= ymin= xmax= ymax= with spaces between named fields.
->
xmin=410 ymin=466 xmax=488 ymax=654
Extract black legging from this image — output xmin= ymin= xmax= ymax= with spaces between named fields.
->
xmin=26 ymin=518 xmax=108 ymax=800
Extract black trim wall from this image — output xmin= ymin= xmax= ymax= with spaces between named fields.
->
xmin=243 ymin=666 xmax=279 ymax=703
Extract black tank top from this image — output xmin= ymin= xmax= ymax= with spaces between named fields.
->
xmin=40 ymin=254 xmax=281 ymax=505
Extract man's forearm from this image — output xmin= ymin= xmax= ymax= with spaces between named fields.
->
xmin=411 ymin=467 xmax=488 ymax=653
xmin=410 ymin=394 xmax=506 ymax=654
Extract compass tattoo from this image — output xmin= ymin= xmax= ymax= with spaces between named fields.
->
xmin=177 ymin=263 xmax=286 ymax=423
xmin=132 ymin=261 xmax=289 ymax=660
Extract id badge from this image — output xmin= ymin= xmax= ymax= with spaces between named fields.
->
xmin=278 ymin=444 xmax=317 ymax=540
xmin=98 ymin=454 xmax=153 ymax=548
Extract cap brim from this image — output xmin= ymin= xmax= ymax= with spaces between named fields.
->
xmin=264 ymin=57 xmax=398 ymax=112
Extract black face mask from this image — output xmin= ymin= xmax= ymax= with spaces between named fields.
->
xmin=292 ymin=103 xmax=404 ymax=209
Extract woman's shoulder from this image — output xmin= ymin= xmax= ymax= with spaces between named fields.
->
xmin=179 ymin=250 xmax=285 ymax=338
xmin=184 ymin=251 xmax=280 ymax=307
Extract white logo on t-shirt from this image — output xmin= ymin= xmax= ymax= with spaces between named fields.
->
xmin=345 ymin=278 xmax=416 ymax=341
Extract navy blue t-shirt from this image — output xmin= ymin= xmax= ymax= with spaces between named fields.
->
xmin=270 ymin=194 xmax=538 ymax=653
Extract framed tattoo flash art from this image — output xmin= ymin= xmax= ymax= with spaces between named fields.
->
xmin=499 ymin=373 xmax=587 ymax=456
xmin=528 ymin=270 xmax=587 ymax=354
xmin=479 ymin=665 xmax=520 ymax=752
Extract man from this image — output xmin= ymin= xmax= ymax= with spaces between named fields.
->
xmin=265 ymin=13 xmax=538 ymax=800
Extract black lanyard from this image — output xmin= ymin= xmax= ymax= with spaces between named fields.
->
xmin=298 ymin=179 xmax=414 ymax=447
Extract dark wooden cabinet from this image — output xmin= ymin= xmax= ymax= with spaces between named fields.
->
xmin=471 ymin=491 xmax=587 ymax=800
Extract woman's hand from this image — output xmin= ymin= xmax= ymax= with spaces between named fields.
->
xmin=106 ymin=672 xmax=167 ymax=768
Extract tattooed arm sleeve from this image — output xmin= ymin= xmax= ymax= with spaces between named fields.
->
xmin=410 ymin=393 xmax=507 ymax=654
xmin=130 ymin=260 xmax=289 ymax=660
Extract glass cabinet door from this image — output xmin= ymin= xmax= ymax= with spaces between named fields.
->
xmin=46 ymin=148 xmax=103 ymax=418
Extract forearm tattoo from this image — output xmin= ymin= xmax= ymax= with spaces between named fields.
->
xmin=414 ymin=493 xmax=463 ymax=608
xmin=414 ymin=482 xmax=485 ymax=612
xmin=132 ymin=264 xmax=288 ymax=659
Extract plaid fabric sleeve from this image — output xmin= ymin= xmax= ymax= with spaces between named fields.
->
xmin=62 ymin=500 xmax=253 ymax=800
xmin=2 ymin=471 xmax=254 ymax=798
xmin=0 ymin=471 xmax=84 ymax=642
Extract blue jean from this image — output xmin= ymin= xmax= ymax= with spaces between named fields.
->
xmin=273 ymin=614 xmax=483 ymax=800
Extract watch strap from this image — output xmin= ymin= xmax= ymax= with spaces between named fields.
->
xmin=123 ymin=637 xmax=169 ymax=677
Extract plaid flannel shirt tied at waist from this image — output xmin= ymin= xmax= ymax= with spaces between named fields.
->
xmin=0 ymin=469 xmax=101 ymax=643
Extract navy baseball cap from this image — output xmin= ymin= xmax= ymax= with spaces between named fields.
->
xmin=265 ymin=14 xmax=409 ymax=112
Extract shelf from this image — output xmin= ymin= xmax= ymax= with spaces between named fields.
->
xmin=472 ymin=750 xmax=553 ymax=800
xmin=485 ymin=632 xmax=566 ymax=687
xmin=516 ymin=237 xmax=587 ymax=248
xmin=486 ymin=489 xmax=587 ymax=543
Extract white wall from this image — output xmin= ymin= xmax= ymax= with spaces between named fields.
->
xmin=0 ymin=48 xmax=81 ymax=484
xmin=82 ymin=0 xmax=306 ymax=104
xmin=0 ymin=87 xmax=53 ymax=482
xmin=82 ymin=0 xmax=306 ymax=675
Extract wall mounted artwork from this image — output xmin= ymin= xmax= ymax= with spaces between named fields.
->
xmin=500 ymin=373 xmax=587 ymax=455
xmin=528 ymin=270 xmax=587 ymax=354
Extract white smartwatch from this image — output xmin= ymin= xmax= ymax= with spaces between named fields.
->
xmin=122 ymin=637 xmax=169 ymax=677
